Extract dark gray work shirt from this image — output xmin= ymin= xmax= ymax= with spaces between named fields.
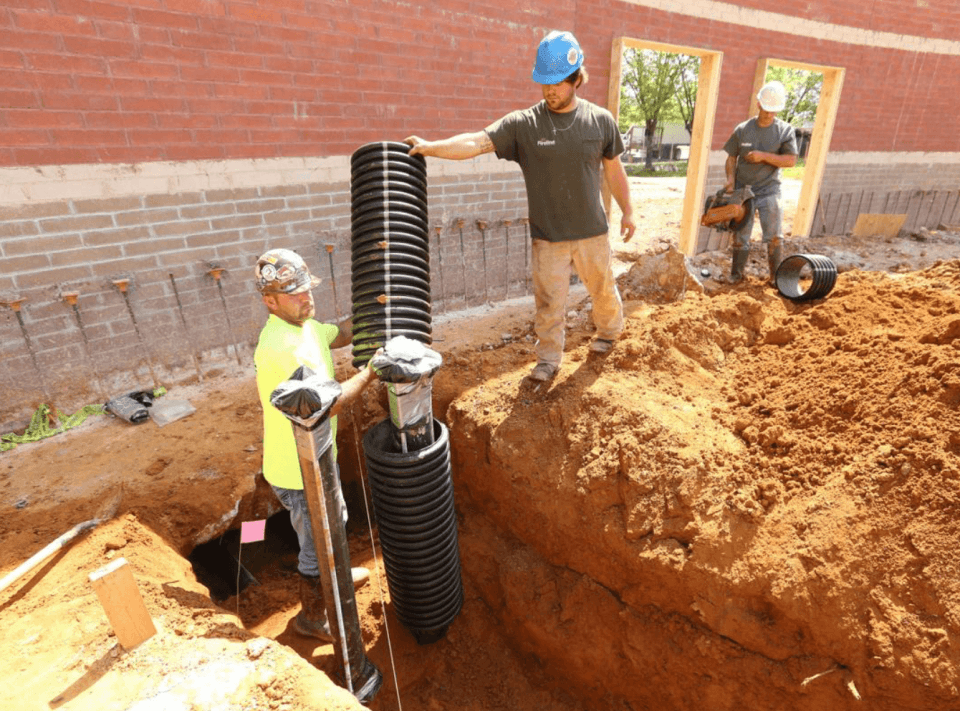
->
xmin=485 ymin=99 xmax=624 ymax=242
xmin=723 ymin=117 xmax=798 ymax=198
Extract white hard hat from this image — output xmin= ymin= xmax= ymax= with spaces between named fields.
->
xmin=757 ymin=81 xmax=786 ymax=112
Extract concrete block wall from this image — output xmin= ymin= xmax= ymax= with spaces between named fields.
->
xmin=3 ymin=0 xmax=960 ymax=428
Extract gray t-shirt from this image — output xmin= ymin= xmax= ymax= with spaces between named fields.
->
xmin=485 ymin=99 xmax=624 ymax=242
xmin=723 ymin=117 xmax=798 ymax=198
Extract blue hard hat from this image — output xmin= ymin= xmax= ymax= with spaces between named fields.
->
xmin=531 ymin=31 xmax=584 ymax=84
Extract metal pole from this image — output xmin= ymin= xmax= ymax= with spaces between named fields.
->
xmin=476 ymin=219 xmax=489 ymax=304
xmin=455 ymin=218 xmax=467 ymax=304
xmin=2 ymin=298 xmax=51 ymax=403
xmin=207 ymin=267 xmax=243 ymax=366
xmin=272 ymin=377 xmax=382 ymax=704
xmin=112 ymin=279 xmax=161 ymax=390
xmin=433 ymin=225 xmax=446 ymax=312
xmin=325 ymin=244 xmax=342 ymax=323
xmin=62 ymin=291 xmax=108 ymax=400
xmin=167 ymin=274 xmax=204 ymax=383
xmin=502 ymin=219 xmax=512 ymax=299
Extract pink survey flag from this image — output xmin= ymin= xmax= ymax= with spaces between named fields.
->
xmin=240 ymin=519 xmax=266 ymax=543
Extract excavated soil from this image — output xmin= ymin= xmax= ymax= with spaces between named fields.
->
xmin=3 ymin=178 xmax=960 ymax=710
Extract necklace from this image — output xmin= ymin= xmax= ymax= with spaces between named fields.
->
xmin=545 ymin=102 xmax=579 ymax=135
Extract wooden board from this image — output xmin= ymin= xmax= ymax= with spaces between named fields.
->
xmin=851 ymin=213 xmax=907 ymax=238
xmin=89 ymin=557 xmax=156 ymax=649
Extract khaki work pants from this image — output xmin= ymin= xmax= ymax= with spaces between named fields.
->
xmin=532 ymin=233 xmax=623 ymax=368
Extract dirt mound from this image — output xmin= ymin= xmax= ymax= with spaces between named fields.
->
xmin=3 ymin=248 xmax=960 ymax=710
xmin=447 ymin=260 xmax=960 ymax=710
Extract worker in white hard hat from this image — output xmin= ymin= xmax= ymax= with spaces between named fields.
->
xmin=722 ymin=80 xmax=798 ymax=283
xmin=252 ymin=248 xmax=377 ymax=641
xmin=404 ymin=30 xmax=636 ymax=383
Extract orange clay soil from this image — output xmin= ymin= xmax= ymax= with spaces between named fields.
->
xmin=3 ymin=206 xmax=960 ymax=709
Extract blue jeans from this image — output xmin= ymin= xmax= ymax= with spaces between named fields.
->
xmin=734 ymin=192 xmax=782 ymax=248
xmin=272 ymin=467 xmax=348 ymax=577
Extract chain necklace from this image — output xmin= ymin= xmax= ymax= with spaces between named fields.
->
xmin=545 ymin=101 xmax=579 ymax=135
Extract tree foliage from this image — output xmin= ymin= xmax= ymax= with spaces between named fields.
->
xmin=620 ymin=48 xmax=687 ymax=168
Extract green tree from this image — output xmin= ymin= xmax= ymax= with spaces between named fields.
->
xmin=675 ymin=55 xmax=700 ymax=136
xmin=620 ymin=48 xmax=686 ymax=169
xmin=765 ymin=66 xmax=822 ymax=127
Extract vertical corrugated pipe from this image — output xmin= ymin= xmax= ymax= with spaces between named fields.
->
xmin=350 ymin=141 xmax=432 ymax=368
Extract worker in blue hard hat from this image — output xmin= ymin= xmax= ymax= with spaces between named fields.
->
xmin=405 ymin=30 xmax=635 ymax=383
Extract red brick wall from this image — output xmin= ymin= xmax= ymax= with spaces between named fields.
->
xmin=2 ymin=0 xmax=960 ymax=166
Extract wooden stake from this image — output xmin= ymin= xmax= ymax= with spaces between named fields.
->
xmin=89 ymin=557 xmax=156 ymax=649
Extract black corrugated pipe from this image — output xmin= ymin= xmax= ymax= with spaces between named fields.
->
xmin=363 ymin=418 xmax=463 ymax=645
xmin=775 ymin=254 xmax=838 ymax=301
xmin=350 ymin=141 xmax=432 ymax=368
xmin=270 ymin=367 xmax=382 ymax=703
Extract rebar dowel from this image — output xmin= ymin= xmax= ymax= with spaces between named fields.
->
xmin=62 ymin=292 xmax=108 ymax=400
xmin=2 ymin=298 xmax=51 ymax=402
xmin=208 ymin=267 xmax=242 ymax=366
xmin=502 ymin=219 xmax=512 ymax=299
xmin=455 ymin=218 xmax=467 ymax=303
xmin=476 ymin=219 xmax=489 ymax=304
xmin=111 ymin=280 xmax=161 ymax=390
xmin=434 ymin=226 xmax=446 ymax=312
xmin=325 ymin=244 xmax=342 ymax=322
xmin=167 ymin=275 xmax=204 ymax=383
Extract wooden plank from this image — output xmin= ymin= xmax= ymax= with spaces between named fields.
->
xmin=794 ymin=66 xmax=845 ymax=237
xmin=89 ymin=557 xmax=156 ymax=649
xmin=851 ymin=213 xmax=907 ymax=238
xmin=680 ymin=50 xmax=723 ymax=256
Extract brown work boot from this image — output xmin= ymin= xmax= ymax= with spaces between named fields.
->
xmin=767 ymin=239 xmax=783 ymax=285
xmin=293 ymin=573 xmax=333 ymax=641
xmin=730 ymin=248 xmax=749 ymax=283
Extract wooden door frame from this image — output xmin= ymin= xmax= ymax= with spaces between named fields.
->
xmin=607 ymin=37 xmax=723 ymax=256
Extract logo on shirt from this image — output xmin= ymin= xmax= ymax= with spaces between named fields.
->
xmin=537 ymin=138 xmax=556 ymax=146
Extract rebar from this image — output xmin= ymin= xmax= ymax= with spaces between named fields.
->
xmin=167 ymin=274 xmax=204 ymax=383
xmin=207 ymin=267 xmax=242 ymax=366
xmin=62 ymin=291 xmax=107 ymax=400
xmin=112 ymin=279 xmax=161 ymax=390
xmin=2 ymin=298 xmax=51 ymax=402
xmin=433 ymin=225 xmax=446 ymax=312
xmin=455 ymin=218 xmax=467 ymax=303
xmin=502 ymin=219 xmax=512 ymax=300
xmin=325 ymin=244 xmax=342 ymax=322
xmin=476 ymin=219 xmax=489 ymax=304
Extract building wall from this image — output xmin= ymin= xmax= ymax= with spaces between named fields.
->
xmin=1 ymin=0 xmax=958 ymax=428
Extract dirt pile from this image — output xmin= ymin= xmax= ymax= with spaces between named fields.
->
xmin=447 ymin=259 xmax=960 ymax=710
xmin=3 ymin=235 xmax=960 ymax=710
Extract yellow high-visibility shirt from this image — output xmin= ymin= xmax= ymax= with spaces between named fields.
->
xmin=254 ymin=314 xmax=339 ymax=490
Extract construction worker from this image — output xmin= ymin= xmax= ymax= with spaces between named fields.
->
xmin=723 ymin=80 xmax=798 ymax=283
xmin=253 ymin=248 xmax=376 ymax=641
xmin=405 ymin=30 xmax=636 ymax=382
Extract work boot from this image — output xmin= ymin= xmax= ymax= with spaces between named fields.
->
xmin=730 ymin=248 xmax=750 ymax=283
xmin=294 ymin=573 xmax=333 ymax=641
xmin=766 ymin=239 xmax=783 ymax=284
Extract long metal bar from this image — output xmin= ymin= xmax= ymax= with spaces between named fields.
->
xmin=62 ymin=292 xmax=108 ymax=400
xmin=113 ymin=280 xmax=160 ymax=390
xmin=3 ymin=298 xmax=51 ymax=402
xmin=433 ymin=226 xmax=446 ymax=312
xmin=325 ymin=244 xmax=342 ymax=322
xmin=167 ymin=274 xmax=204 ymax=383
xmin=456 ymin=218 xmax=467 ymax=304
xmin=476 ymin=219 xmax=489 ymax=304
xmin=207 ymin=268 xmax=243 ymax=366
